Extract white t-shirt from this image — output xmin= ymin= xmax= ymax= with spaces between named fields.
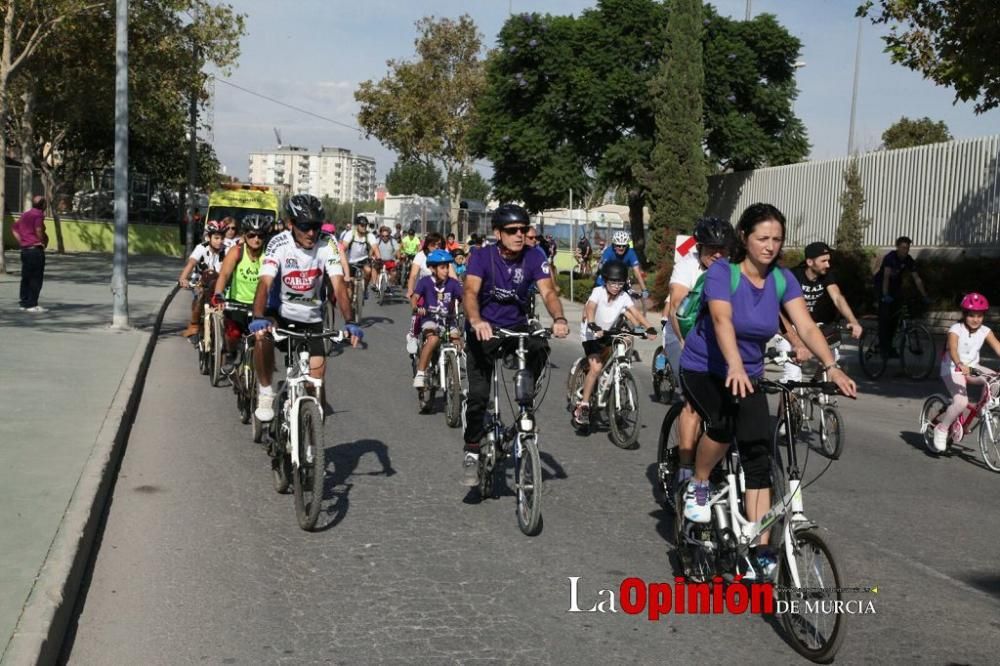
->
xmin=584 ymin=286 xmax=634 ymax=340
xmin=413 ymin=251 xmax=432 ymax=280
xmin=941 ymin=322 xmax=992 ymax=374
xmin=189 ymin=243 xmax=222 ymax=273
xmin=343 ymin=230 xmax=378 ymax=263
xmin=669 ymin=250 xmax=704 ymax=289
xmin=260 ymin=230 xmax=344 ymax=323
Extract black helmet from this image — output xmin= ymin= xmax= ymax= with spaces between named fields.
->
xmin=355 ymin=214 xmax=369 ymax=226
xmin=601 ymin=259 xmax=629 ymax=283
xmin=693 ymin=217 xmax=734 ymax=247
xmin=491 ymin=203 xmax=530 ymax=229
xmin=285 ymin=194 xmax=324 ymax=226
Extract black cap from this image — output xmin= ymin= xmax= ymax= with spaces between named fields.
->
xmin=804 ymin=242 xmax=832 ymax=259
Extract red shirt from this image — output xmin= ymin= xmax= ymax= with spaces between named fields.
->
xmin=13 ymin=207 xmax=45 ymax=248
xmin=445 ymin=240 xmax=460 ymax=252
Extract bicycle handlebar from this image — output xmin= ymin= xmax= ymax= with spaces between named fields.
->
xmin=495 ymin=327 xmax=553 ymax=340
xmin=272 ymin=328 xmax=350 ymax=344
xmin=759 ymin=378 xmax=842 ymax=396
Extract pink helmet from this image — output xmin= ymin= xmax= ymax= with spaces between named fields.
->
xmin=960 ymin=292 xmax=990 ymax=312
xmin=321 ymin=223 xmax=336 ymax=236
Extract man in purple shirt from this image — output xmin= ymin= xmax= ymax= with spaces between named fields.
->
xmin=461 ymin=204 xmax=569 ymax=486
xmin=12 ymin=196 xmax=48 ymax=312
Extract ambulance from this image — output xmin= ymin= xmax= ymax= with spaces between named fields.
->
xmin=206 ymin=183 xmax=281 ymax=233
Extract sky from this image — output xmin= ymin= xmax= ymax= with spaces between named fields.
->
xmin=210 ymin=0 xmax=1000 ymax=182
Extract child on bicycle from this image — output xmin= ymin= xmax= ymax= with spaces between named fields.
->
xmin=453 ymin=249 xmax=467 ymax=279
xmin=573 ymin=259 xmax=657 ymax=427
xmin=932 ymin=292 xmax=1000 ymax=451
xmin=411 ymin=250 xmax=463 ymax=389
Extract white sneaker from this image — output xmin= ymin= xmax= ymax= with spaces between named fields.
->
xmin=682 ymin=480 xmax=712 ymax=523
xmin=406 ymin=333 xmax=419 ymax=355
xmin=25 ymin=305 xmax=47 ymax=313
xmin=413 ymin=372 xmax=425 ymax=388
xmin=255 ymin=393 xmax=275 ymax=422
xmin=932 ymin=425 xmax=948 ymax=452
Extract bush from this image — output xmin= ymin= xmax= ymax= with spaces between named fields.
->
xmin=556 ymin=272 xmax=595 ymax=303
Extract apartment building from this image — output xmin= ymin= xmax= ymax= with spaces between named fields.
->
xmin=247 ymin=146 xmax=377 ymax=202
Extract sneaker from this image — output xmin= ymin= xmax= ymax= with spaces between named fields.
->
xmin=572 ymin=403 xmax=590 ymax=427
xmin=255 ymin=393 xmax=275 ymax=422
xmin=413 ymin=371 xmax=426 ymax=388
xmin=671 ymin=466 xmax=694 ymax=505
xmin=461 ymin=451 xmax=480 ymax=487
xmin=932 ymin=424 xmax=948 ymax=452
xmin=682 ymin=480 xmax=712 ymax=523
xmin=182 ymin=323 xmax=201 ymax=338
xmin=25 ymin=305 xmax=47 ymax=313
xmin=406 ymin=333 xmax=419 ymax=355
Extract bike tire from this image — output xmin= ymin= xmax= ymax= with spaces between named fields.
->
xmin=322 ymin=305 xmax=336 ymax=356
xmin=819 ymin=405 xmax=845 ymax=460
xmin=857 ymin=327 xmax=886 ymax=379
xmin=919 ymin=394 xmax=949 ymax=454
xmin=238 ymin=362 xmax=253 ymax=424
xmin=377 ymin=273 xmax=386 ymax=306
xmin=902 ymin=324 xmax=936 ymax=380
xmin=445 ymin=355 xmax=463 ymax=428
xmin=353 ymin=276 xmax=364 ymax=322
xmin=609 ymin=368 xmax=641 ymax=449
xmin=651 ymin=346 xmax=664 ymax=402
xmin=565 ymin=358 xmax=586 ymax=410
xmin=516 ymin=436 xmax=543 ymax=536
xmin=210 ymin=314 xmax=224 ymax=387
xmin=478 ymin=436 xmax=496 ymax=499
xmin=777 ymin=528 xmax=846 ymax=664
xmin=656 ymin=401 xmax=685 ymax=509
xmin=978 ymin=410 xmax=1000 ymax=472
xmin=293 ymin=401 xmax=325 ymax=531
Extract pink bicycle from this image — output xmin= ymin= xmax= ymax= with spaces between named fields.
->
xmin=919 ymin=368 xmax=1000 ymax=472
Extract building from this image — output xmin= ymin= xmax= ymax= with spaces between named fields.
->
xmin=247 ymin=146 xmax=377 ymax=202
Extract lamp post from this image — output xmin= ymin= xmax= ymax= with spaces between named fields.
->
xmin=111 ymin=0 xmax=130 ymax=328
xmin=847 ymin=17 xmax=863 ymax=155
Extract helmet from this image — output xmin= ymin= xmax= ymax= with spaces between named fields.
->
xmin=242 ymin=214 xmax=268 ymax=234
xmin=611 ymin=230 xmax=630 ymax=246
xmin=693 ymin=217 xmax=735 ymax=247
xmin=426 ymin=249 xmax=454 ymax=266
xmin=960 ymin=292 xmax=989 ymax=312
xmin=320 ymin=222 xmax=336 ymax=236
xmin=492 ymin=203 xmax=530 ymax=229
xmin=285 ymin=194 xmax=324 ymax=226
xmin=601 ymin=259 xmax=629 ymax=283
xmin=354 ymin=214 xmax=369 ymax=226
xmin=204 ymin=220 xmax=223 ymax=234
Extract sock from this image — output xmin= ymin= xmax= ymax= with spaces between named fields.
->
xmin=259 ymin=384 xmax=273 ymax=396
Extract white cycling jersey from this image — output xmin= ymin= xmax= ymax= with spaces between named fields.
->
xmin=260 ymin=230 xmax=344 ymax=323
xmin=343 ymin=230 xmax=378 ymax=264
xmin=189 ymin=243 xmax=222 ymax=273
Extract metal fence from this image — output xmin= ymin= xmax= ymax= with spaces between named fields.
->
xmin=704 ymin=134 xmax=1000 ymax=249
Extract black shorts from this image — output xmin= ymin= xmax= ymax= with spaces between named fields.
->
xmin=223 ymin=307 xmax=252 ymax=333
xmin=582 ymin=337 xmax=612 ymax=357
xmin=273 ymin=316 xmax=326 ymax=357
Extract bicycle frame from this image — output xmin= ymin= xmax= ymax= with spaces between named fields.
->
xmin=594 ymin=334 xmax=634 ymax=411
xmin=273 ymin=335 xmax=323 ymax=470
xmin=951 ymin=373 xmax=1000 ymax=439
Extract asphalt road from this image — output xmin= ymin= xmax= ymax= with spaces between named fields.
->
xmin=62 ymin=294 xmax=1000 ymax=664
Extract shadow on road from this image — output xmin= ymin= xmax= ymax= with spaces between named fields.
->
xmin=898 ymin=429 xmax=992 ymax=471
xmin=316 ymin=438 xmax=395 ymax=532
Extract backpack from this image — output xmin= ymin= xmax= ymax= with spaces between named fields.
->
xmin=676 ymin=262 xmax=786 ymax=338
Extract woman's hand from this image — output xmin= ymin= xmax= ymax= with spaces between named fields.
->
xmin=725 ymin=367 xmax=754 ymax=398
xmin=959 ymin=362 xmax=970 ymax=376
xmin=828 ymin=367 xmax=857 ymax=398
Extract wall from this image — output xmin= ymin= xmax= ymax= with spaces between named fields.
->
xmin=3 ymin=216 xmax=183 ymax=257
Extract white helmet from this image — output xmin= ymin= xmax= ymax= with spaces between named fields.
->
xmin=611 ymin=230 xmax=630 ymax=246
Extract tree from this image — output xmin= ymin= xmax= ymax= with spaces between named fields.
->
xmin=638 ymin=0 xmax=707 ymax=267
xmin=456 ymin=170 xmax=490 ymax=202
xmin=860 ymin=0 xmax=1000 ymax=114
xmin=356 ymin=15 xmax=486 ymax=235
xmin=881 ymin=116 xmax=952 ymax=150
xmin=385 ymin=158 xmax=443 ymax=196
xmin=835 ymin=160 xmax=871 ymax=253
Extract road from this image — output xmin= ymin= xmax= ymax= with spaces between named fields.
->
xmin=62 ymin=294 xmax=1000 ymax=664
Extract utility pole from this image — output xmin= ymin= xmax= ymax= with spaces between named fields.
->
xmin=111 ymin=0 xmax=130 ymax=328
xmin=847 ymin=17 xmax=863 ymax=156
xmin=745 ymin=0 xmax=751 ymax=21
xmin=568 ymin=188 xmax=573 ymax=303
xmin=184 ymin=15 xmax=200 ymax=255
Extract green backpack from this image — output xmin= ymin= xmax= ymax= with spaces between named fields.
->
xmin=676 ymin=262 xmax=786 ymax=338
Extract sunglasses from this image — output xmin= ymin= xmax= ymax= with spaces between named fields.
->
xmin=501 ymin=226 xmax=529 ymax=235
xmin=245 ymin=232 xmax=262 ymax=239
xmin=613 ymin=244 xmax=628 ymax=249
xmin=293 ymin=222 xmax=320 ymax=233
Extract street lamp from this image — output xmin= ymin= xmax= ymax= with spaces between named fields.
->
xmin=847 ymin=17 xmax=863 ymax=155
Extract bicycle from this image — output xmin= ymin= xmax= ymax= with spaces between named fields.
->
xmin=566 ymin=318 xmax=647 ymax=449
xmin=412 ymin=304 xmax=466 ymax=427
xmin=858 ymin=302 xmax=936 ymax=380
xmin=398 ymin=254 xmax=414 ymax=290
xmin=221 ymin=302 xmax=257 ymax=427
xmin=651 ymin=343 xmax=677 ymax=404
xmin=373 ymin=259 xmax=391 ymax=306
xmin=348 ymin=262 xmax=366 ymax=322
xmin=665 ymin=377 xmax=848 ymax=663
xmin=478 ymin=327 xmax=552 ymax=536
xmin=919 ymin=368 xmax=1000 ymax=471
xmin=264 ymin=325 xmax=350 ymax=531
xmin=769 ymin=347 xmax=846 ymax=460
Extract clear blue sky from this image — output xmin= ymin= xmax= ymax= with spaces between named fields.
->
xmin=211 ymin=0 xmax=1000 ymax=182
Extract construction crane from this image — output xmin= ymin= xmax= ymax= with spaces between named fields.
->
xmin=273 ymin=127 xmax=282 ymax=149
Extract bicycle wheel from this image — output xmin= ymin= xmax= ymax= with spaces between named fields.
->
xmin=210 ymin=314 xmax=224 ymax=387
xmin=777 ymin=528 xmax=846 ymax=663
xmin=516 ymin=435 xmax=543 ymax=536
xmin=293 ymin=401 xmax=325 ymax=531
xmin=198 ymin=346 xmax=210 ymax=375
xmin=818 ymin=406 xmax=845 ymax=459
xmin=609 ymin=368 xmax=641 ymax=449
xmin=656 ymin=401 xmax=684 ymax=509
xmin=445 ymin=354 xmax=463 ymax=428
xmin=377 ymin=273 xmax=386 ymax=305
xmin=237 ymin=362 xmax=252 ymax=424
xmin=565 ymin=358 xmax=586 ymax=410
xmin=919 ymin=394 xmax=949 ymax=454
xmin=323 ymin=305 xmax=336 ymax=356
xmin=857 ymin=328 xmax=886 ymax=380
xmin=353 ymin=275 xmax=364 ymax=321
xmin=978 ymin=410 xmax=1000 ymax=472
xmin=651 ymin=346 xmax=665 ymax=402
xmin=901 ymin=324 xmax=936 ymax=380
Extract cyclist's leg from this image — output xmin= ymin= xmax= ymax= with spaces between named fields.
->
xmin=734 ymin=390 xmax=773 ymax=545
xmin=938 ymin=370 xmax=970 ymax=431
xmin=462 ymin=331 xmax=495 ymax=451
xmin=677 ymin=402 xmax=701 ymax=467
xmin=416 ymin=325 xmax=440 ymax=373
xmin=680 ymin=370 xmax=735 ymax=482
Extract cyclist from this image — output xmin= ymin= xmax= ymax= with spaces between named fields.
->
xmin=931 ymin=293 xmax=1000 ymax=451
xmin=659 ymin=217 xmax=734 ymax=485
xmin=406 ymin=232 xmax=456 ymax=298
xmin=573 ymin=259 xmax=657 ymax=427
xmin=445 ymin=232 xmax=461 ymax=253
xmin=678 ymin=203 xmax=856 ymax=578
xmin=461 ymin=203 xmax=570 ymax=486
xmin=249 ymin=195 xmax=361 ymax=422
xmin=576 ymin=234 xmax=593 ymax=275
xmin=393 ymin=222 xmax=403 ymax=243
xmin=221 ymin=217 xmax=240 ymax=250
xmin=452 ymin=248 xmax=467 ymax=279
xmin=178 ymin=221 xmax=226 ymax=338
xmin=873 ymin=236 xmax=930 ymax=360
xmin=595 ymin=230 xmax=648 ymax=297
xmin=401 ymin=227 xmax=421 ymax=260
xmin=411 ymin=250 xmax=463 ymax=389
xmin=342 ymin=215 xmax=381 ymax=302
xmin=374 ymin=225 xmax=399 ymax=287
xmin=773 ymin=241 xmax=864 ymax=382
xmin=211 ymin=215 xmax=268 ymax=373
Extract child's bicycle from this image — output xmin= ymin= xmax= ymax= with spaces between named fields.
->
xmin=411 ymin=303 xmax=465 ymax=427
xmin=919 ymin=368 xmax=1000 ymax=471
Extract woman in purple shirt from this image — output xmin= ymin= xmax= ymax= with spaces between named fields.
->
xmin=678 ymin=203 xmax=857 ymax=575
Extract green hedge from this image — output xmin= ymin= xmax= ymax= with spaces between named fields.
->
xmin=556 ymin=272 xmax=595 ymax=303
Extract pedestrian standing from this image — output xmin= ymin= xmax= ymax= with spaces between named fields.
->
xmin=13 ymin=195 xmax=48 ymax=312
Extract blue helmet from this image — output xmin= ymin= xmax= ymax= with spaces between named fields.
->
xmin=426 ymin=249 xmax=454 ymax=266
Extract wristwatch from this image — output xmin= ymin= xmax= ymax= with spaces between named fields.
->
xmin=553 ymin=317 xmax=568 ymax=324
xmin=823 ymin=362 xmax=842 ymax=372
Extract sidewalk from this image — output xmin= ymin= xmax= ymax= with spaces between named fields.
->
xmin=0 ymin=252 xmax=179 ymax=664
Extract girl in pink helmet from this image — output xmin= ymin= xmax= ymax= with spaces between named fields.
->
xmin=932 ymin=292 xmax=1000 ymax=451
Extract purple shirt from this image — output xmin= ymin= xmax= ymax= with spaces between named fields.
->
xmin=466 ymin=244 xmax=551 ymax=328
xmin=414 ymin=276 xmax=463 ymax=325
xmin=680 ymin=260 xmax=802 ymax=378
xmin=13 ymin=207 xmax=45 ymax=248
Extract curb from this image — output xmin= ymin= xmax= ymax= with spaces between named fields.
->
xmin=1 ymin=285 xmax=180 ymax=666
